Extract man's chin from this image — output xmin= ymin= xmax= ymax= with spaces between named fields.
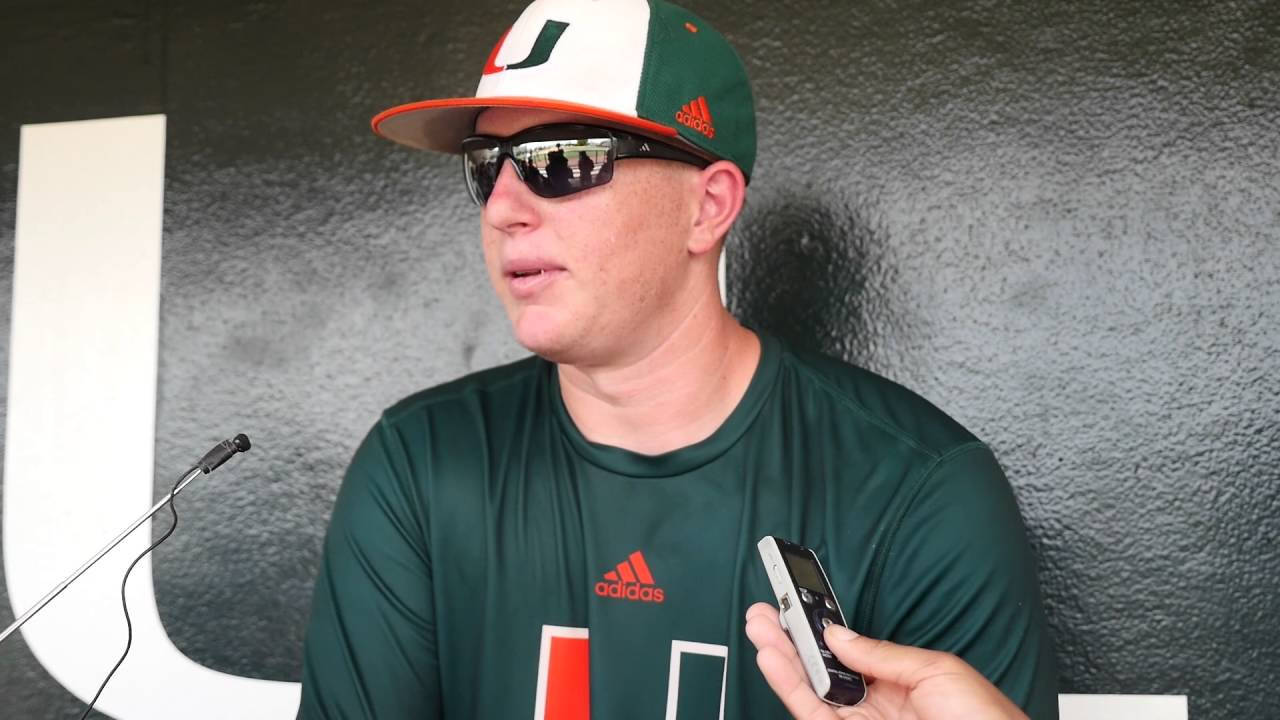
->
xmin=512 ymin=316 xmax=577 ymax=363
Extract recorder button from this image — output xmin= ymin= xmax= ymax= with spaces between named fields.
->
xmin=812 ymin=608 xmax=832 ymax=637
xmin=824 ymin=595 xmax=837 ymax=611
xmin=780 ymin=594 xmax=792 ymax=611
xmin=799 ymin=588 xmax=813 ymax=604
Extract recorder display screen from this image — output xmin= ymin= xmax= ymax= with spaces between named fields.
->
xmin=783 ymin=548 xmax=827 ymax=593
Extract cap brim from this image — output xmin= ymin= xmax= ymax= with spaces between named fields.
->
xmin=371 ymin=96 xmax=684 ymax=154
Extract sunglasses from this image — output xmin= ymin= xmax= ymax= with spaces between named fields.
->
xmin=461 ymin=123 xmax=711 ymax=206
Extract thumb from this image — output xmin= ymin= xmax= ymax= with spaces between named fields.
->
xmin=823 ymin=625 xmax=952 ymax=689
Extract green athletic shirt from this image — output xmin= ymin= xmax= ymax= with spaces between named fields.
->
xmin=299 ymin=333 xmax=1059 ymax=719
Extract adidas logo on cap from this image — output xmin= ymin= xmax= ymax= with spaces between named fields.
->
xmin=676 ymin=96 xmax=715 ymax=139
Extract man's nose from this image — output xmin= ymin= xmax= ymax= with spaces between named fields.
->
xmin=483 ymin=157 xmax=538 ymax=231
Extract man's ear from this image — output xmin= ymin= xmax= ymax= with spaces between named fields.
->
xmin=688 ymin=160 xmax=747 ymax=256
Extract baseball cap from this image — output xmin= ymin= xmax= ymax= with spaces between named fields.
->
xmin=371 ymin=0 xmax=757 ymax=180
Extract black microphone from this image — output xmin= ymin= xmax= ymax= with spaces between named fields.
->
xmin=76 ymin=432 xmax=252 ymax=719
xmin=0 ymin=432 xmax=257 ymax=650
xmin=198 ymin=433 xmax=252 ymax=473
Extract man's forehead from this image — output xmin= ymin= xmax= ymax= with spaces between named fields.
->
xmin=474 ymin=107 xmax=629 ymax=137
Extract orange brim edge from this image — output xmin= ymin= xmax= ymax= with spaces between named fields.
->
xmin=371 ymin=96 xmax=680 ymax=142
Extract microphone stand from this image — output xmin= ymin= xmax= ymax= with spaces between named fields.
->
xmin=0 ymin=434 xmax=250 ymax=647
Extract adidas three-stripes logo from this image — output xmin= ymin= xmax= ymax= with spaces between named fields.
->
xmin=594 ymin=550 xmax=666 ymax=603
xmin=675 ymin=96 xmax=716 ymax=139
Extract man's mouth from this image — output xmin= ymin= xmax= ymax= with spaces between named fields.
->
xmin=505 ymin=265 xmax=565 ymax=298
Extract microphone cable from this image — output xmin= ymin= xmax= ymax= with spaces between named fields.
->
xmin=79 ymin=471 xmax=185 ymax=720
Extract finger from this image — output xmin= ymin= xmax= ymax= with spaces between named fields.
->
xmin=745 ymin=604 xmax=806 ymax=676
xmin=822 ymin=625 xmax=954 ymax=690
xmin=755 ymin=645 xmax=839 ymax=720
xmin=745 ymin=601 xmax=781 ymax=624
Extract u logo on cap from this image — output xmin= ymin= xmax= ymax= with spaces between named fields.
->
xmin=482 ymin=20 xmax=570 ymax=75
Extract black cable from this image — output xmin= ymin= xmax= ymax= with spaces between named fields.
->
xmin=79 ymin=472 xmax=185 ymax=720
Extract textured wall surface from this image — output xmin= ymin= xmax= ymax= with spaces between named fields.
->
xmin=1 ymin=1 xmax=1277 ymax=718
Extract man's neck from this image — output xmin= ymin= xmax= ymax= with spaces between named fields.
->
xmin=557 ymin=295 xmax=761 ymax=456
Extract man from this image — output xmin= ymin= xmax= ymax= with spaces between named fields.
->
xmin=547 ymin=143 xmax=572 ymax=191
xmin=299 ymin=1 xmax=1058 ymax=718
xmin=577 ymin=150 xmax=596 ymax=187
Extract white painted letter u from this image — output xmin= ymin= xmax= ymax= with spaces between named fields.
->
xmin=3 ymin=114 xmax=299 ymax=718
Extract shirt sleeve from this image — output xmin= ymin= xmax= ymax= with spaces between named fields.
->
xmin=867 ymin=442 xmax=1060 ymax=719
xmin=298 ymin=417 xmax=441 ymax=719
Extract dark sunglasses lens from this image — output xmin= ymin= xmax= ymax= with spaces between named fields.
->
xmin=463 ymin=145 xmax=502 ymax=206
xmin=517 ymin=134 xmax=613 ymax=199
xmin=464 ymin=130 xmax=615 ymax=205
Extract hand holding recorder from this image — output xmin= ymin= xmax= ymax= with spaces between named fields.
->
xmin=749 ymin=535 xmax=1027 ymax=720
xmin=746 ymin=604 xmax=1028 ymax=719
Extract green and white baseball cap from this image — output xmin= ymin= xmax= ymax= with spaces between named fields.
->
xmin=372 ymin=0 xmax=757 ymax=180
